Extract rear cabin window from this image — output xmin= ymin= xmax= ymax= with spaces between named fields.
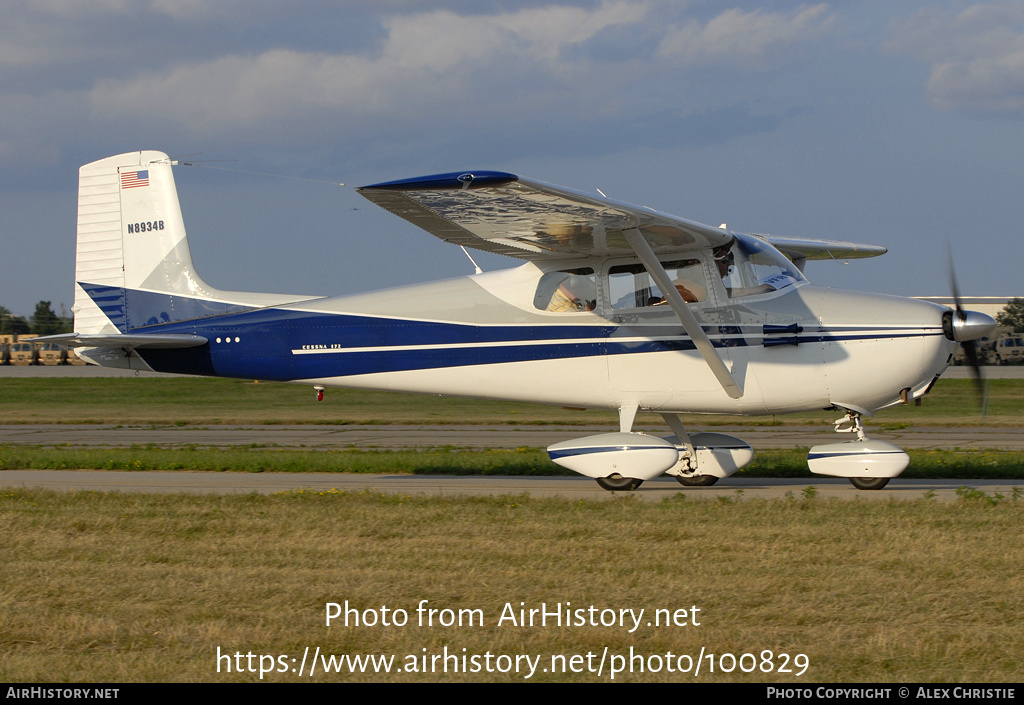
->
xmin=534 ymin=268 xmax=596 ymax=312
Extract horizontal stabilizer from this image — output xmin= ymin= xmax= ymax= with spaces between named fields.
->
xmin=31 ymin=332 xmax=209 ymax=350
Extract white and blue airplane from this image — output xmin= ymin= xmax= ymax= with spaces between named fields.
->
xmin=39 ymin=151 xmax=996 ymax=491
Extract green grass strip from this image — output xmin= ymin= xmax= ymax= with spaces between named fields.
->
xmin=0 ymin=445 xmax=557 ymax=475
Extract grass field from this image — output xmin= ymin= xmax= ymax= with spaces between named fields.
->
xmin=0 ymin=377 xmax=1018 ymax=427
xmin=2 ymin=487 xmax=1023 ymax=683
xmin=2 ymin=376 xmax=1021 ymax=683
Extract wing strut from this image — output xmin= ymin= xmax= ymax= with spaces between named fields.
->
xmin=622 ymin=228 xmax=743 ymax=399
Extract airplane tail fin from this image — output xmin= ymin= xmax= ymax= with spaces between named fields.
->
xmin=73 ymin=151 xmax=308 ymax=335
xmin=74 ymin=151 xmax=216 ymax=334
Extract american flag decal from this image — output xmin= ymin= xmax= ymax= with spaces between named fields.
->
xmin=120 ymin=170 xmax=150 ymax=189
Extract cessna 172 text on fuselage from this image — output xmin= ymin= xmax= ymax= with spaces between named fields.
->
xmin=39 ymin=151 xmax=996 ymax=491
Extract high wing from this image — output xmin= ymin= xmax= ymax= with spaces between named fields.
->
xmin=357 ymin=171 xmax=734 ymax=260
xmin=357 ymin=171 xmax=888 ymax=266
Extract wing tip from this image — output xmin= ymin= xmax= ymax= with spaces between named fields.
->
xmin=358 ymin=171 xmax=518 ymax=192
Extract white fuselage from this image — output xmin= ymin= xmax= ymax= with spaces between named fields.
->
xmin=257 ymin=261 xmax=955 ymax=417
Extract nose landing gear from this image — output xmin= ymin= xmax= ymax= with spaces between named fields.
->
xmin=808 ymin=410 xmax=908 ymax=490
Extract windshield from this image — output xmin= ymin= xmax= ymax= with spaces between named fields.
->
xmin=716 ymin=235 xmax=805 ymax=298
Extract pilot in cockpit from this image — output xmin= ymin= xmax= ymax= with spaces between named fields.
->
xmin=713 ymin=241 xmax=735 ymax=280
xmin=716 ymin=237 xmax=780 ymax=298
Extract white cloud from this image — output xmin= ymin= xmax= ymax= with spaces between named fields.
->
xmin=888 ymin=2 xmax=1024 ymax=116
xmin=86 ymin=2 xmax=650 ymax=132
xmin=83 ymin=2 xmax=844 ymax=136
xmin=656 ymin=4 xmax=835 ymax=67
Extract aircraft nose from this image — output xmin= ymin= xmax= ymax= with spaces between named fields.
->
xmin=943 ymin=309 xmax=997 ymax=342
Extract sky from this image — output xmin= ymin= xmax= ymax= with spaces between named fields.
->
xmin=2 ymin=0 xmax=1023 ymax=318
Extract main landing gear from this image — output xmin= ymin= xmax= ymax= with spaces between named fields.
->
xmin=675 ymin=474 xmax=719 ymax=487
xmin=545 ymin=407 xmax=751 ymax=492
xmin=848 ymin=476 xmax=890 ymax=490
xmin=595 ymin=476 xmax=644 ymax=491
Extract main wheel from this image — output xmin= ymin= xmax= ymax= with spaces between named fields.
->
xmin=595 ymin=476 xmax=643 ymax=491
xmin=675 ymin=475 xmax=719 ymax=487
xmin=849 ymin=477 xmax=890 ymax=490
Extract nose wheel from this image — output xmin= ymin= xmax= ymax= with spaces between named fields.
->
xmin=839 ymin=412 xmax=890 ymax=490
xmin=810 ymin=410 xmax=903 ymax=490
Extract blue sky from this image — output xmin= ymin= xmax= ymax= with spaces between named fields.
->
xmin=2 ymin=1 xmax=1023 ymax=317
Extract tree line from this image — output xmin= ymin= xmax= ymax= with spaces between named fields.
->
xmin=0 ymin=302 xmax=73 ymax=336
xmin=997 ymin=298 xmax=1024 ymax=334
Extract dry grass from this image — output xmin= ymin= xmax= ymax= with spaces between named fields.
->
xmin=2 ymin=488 xmax=1023 ymax=682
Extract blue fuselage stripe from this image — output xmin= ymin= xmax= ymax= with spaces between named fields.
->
xmin=139 ymin=317 xmax=943 ymax=381
xmin=82 ymin=285 xmax=946 ymax=381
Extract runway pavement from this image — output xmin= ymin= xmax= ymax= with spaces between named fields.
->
xmin=1 ymin=469 xmax=1019 ymax=502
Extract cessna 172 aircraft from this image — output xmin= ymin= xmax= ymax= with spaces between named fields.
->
xmin=39 ymin=151 xmax=996 ymax=491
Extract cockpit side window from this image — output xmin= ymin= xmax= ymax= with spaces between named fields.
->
xmin=534 ymin=268 xmax=596 ymax=312
xmin=608 ymin=258 xmax=709 ymax=309
xmin=717 ymin=236 xmax=805 ymax=299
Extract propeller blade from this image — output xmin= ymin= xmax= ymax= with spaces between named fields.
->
xmin=948 ymin=240 xmax=968 ymax=323
xmin=962 ymin=340 xmax=987 ymax=407
xmin=948 ymin=245 xmax=987 ymax=411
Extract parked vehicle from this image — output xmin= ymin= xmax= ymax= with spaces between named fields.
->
xmin=9 ymin=335 xmax=41 ymax=365
xmin=5 ymin=334 xmax=85 ymax=365
xmin=0 ymin=334 xmax=12 ymax=365
xmin=992 ymin=332 xmax=1024 ymax=365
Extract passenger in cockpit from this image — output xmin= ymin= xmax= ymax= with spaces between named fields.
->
xmin=541 ymin=270 xmax=596 ymax=312
xmin=652 ymin=259 xmax=708 ymax=305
